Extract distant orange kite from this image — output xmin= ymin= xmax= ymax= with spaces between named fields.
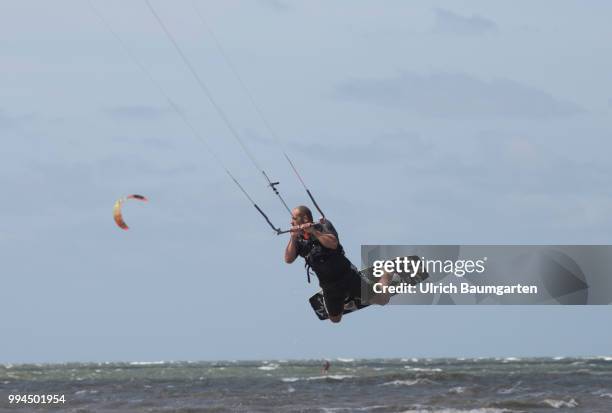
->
xmin=113 ymin=194 xmax=148 ymax=230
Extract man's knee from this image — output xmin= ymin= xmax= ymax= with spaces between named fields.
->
xmin=329 ymin=314 xmax=342 ymax=323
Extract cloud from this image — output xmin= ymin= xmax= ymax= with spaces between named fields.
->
xmin=103 ymin=105 xmax=172 ymax=120
xmin=432 ymin=8 xmax=498 ymax=36
xmin=335 ymin=72 xmax=584 ymax=119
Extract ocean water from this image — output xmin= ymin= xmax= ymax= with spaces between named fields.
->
xmin=1 ymin=357 xmax=611 ymax=412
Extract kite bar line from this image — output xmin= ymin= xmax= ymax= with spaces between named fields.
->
xmin=88 ymin=0 xmax=283 ymax=234
xmin=144 ymin=0 xmax=291 ymax=215
xmin=284 ymin=154 xmax=325 ymax=219
xmin=192 ymin=1 xmax=325 ymax=219
xmin=225 ymin=171 xmax=281 ymax=234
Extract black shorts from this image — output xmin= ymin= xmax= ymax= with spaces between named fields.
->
xmin=321 ymin=269 xmax=369 ymax=317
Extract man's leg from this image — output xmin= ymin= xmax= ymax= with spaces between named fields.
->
xmin=322 ymin=287 xmax=346 ymax=324
xmin=329 ymin=313 xmax=342 ymax=323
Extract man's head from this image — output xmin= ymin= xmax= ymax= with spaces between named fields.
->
xmin=291 ymin=205 xmax=313 ymax=226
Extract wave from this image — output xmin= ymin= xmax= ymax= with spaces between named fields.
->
xmin=404 ymin=366 xmax=443 ymax=372
xmin=281 ymin=377 xmax=300 ymax=383
xmin=336 ymin=358 xmax=355 ymax=363
xmin=310 ymin=374 xmax=354 ymax=381
xmin=577 ymin=356 xmax=612 ymax=362
xmin=257 ymin=363 xmax=279 ymax=371
xmin=281 ymin=375 xmax=354 ymax=382
xmin=593 ymin=389 xmax=612 ymax=399
xmin=400 ymin=409 xmax=513 ymax=413
xmin=496 ymin=381 xmax=522 ymax=395
xmin=128 ymin=361 xmax=166 ymax=366
xmin=489 ymin=397 xmax=578 ymax=410
xmin=321 ymin=406 xmax=390 ymax=412
xmin=381 ymin=378 xmax=435 ymax=386
xmin=542 ymin=398 xmax=578 ymax=408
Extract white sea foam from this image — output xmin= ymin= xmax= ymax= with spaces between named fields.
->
xmin=336 ymin=358 xmax=355 ymax=362
xmin=542 ymin=398 xmax=578 ymax=408
xmin=128 ymin=361 xmax=165 ymax=366
xmin=321 ymin=406 xmax=390 ymax=412
xmin=593 ymin=389 xmax=612 ymax=398
xmin=281 ymin=375 xmax=354 ymax=382
xmin=258 ymin=363 xmax=279 ymax=371
xmin=310 ymin=374 xmax=354 ymax=381
xmin=400 ymin=409 xmax=512 ymax=413
xmin=448 ymin=386 xmax=466 ymax=394
xmin=570 ymin=361 xmax=585 ymax=365
xmin=381 ymin=378 xmax=435 ymax=386
xmin=582 ymin=356 xmax=612 ymax=361
xmin=281 ymin=377 xmax=300 ymax=383
xmin=403 ymin=366 xmax=443 ymax=372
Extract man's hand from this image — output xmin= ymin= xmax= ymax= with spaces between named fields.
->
xmin=290 ymin=226 xmax=300 ymax=240
xmin=291 ymin=222 xmax=315 ymax=233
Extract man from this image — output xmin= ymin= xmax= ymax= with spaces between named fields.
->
xmin=284 ymin=205 xmax=392 ymax=323
xmin=322 ymin=360 xmax=331 ymax=374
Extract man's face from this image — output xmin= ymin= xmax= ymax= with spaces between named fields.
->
xmin=291 ymin=209 xmax=308 ymax=226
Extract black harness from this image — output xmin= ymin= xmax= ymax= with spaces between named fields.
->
xmin=297 ymin=223 xmax=345 ymax=284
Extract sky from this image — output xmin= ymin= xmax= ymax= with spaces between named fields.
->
xmin=1 ymin=0 xmax=612 ymax=363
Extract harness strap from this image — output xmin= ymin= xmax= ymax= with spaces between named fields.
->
xmin=304 ymin=262 xmax=312 ymax=284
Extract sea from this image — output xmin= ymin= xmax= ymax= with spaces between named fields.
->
xmin=1 ymin=357 xmax=611 ymax=412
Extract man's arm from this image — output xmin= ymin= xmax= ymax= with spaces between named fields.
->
xmin=310 ymin=227 xmax=339 ymax=250
xmin=285 ymin=233 xmax=299 ymax=263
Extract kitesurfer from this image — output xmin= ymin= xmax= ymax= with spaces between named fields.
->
xmin=284 ymin=206 xmax=392 ymax=323
xmin=322 ymin=360 xmax=331 ymax=374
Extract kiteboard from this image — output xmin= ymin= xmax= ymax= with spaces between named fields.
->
xmin=309 ymin=256 xmax=429 ymax=320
